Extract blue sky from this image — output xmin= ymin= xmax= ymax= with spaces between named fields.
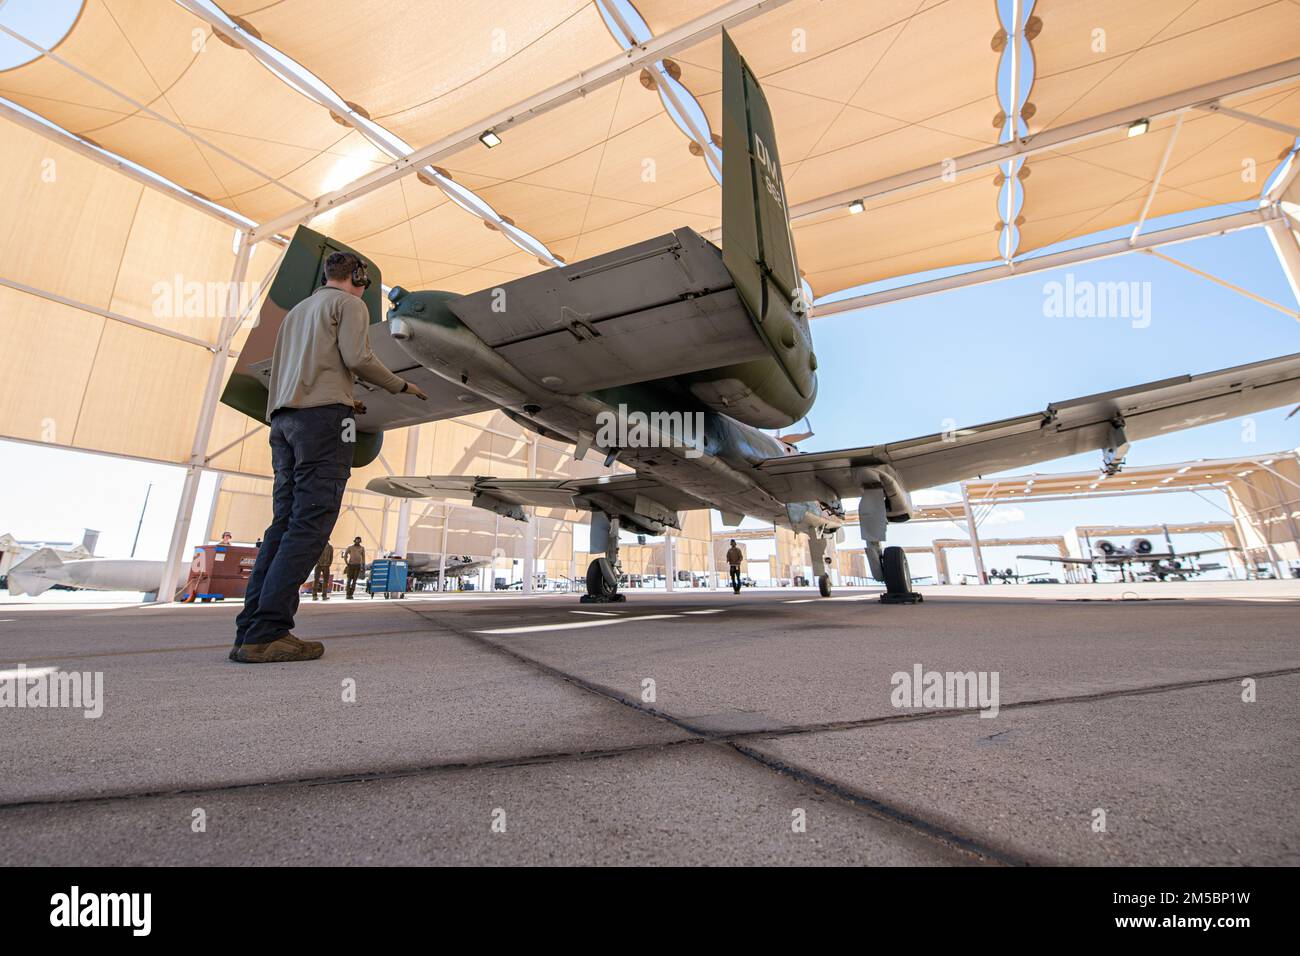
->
xmin=0 ymin=0 xmax=1297 ymax=580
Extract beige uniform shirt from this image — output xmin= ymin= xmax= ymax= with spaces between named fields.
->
xmin=344 ymin=544 xmax=366 ymax=567
xmin=266 ymin=286 xmax=405 ymax=418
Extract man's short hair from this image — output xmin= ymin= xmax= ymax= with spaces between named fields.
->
xmin=354 ymin=537 xmax=362 ymax=543
xmin=324 ymin=251 xmax=363 ymax=281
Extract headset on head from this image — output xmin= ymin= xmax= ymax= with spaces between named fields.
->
xmin=322 ymin=251 xmax=372 ymax=290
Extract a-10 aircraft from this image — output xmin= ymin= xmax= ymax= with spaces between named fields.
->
xmin=222 ymin=31 xmax=1300 ymax=605
xmin=1019 ymin=530 xmax=1239 ymax=582
xmin=403 ymin=553 xmax=486 ymax=586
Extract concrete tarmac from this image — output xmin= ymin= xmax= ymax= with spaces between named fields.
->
xmin=1 ymin=583 xmax=1297 ymax=865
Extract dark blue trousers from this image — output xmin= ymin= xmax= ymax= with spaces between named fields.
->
xmin=236 ymin=404 xmax=352 ymax=646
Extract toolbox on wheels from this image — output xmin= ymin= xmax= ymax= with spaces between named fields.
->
xmin=367 ymin=558 xmax=408 ymax=599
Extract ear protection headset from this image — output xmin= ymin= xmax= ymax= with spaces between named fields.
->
xmin=322 ymin=252 xmax=372 ymax=290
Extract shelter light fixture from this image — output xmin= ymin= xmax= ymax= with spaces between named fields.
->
xmin=479 ymin=130 xmax=502 ymax=149
xmin=848 ymin=199 xmax=865 ymax=215
xmin=1127 ymin=118 xmax=1150 ymax=138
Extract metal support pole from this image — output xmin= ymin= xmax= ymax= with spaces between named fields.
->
xmin=1239 ymin=476 xmax=1286 ymax=578
xmin=569 ymin=520 xmax=578 ymax=594
xmin=522 ymin=437 xmax=537 ymax=593
xmin=1265 ymin=471 xmax=1300 ymax=575
xmin=437 ymin=505 xmax=450 ymax=591
xmin=158 ymin=238 xmax=253 ymax=600
xmin=393 ymin=426 xmax=420 ymax=557
xmin=664 ymin=530 xmax=676 ymax=592
xmin=960 ymin=481 xmax=988 ymax=584
xmin=202 ymin=475 xmax=224 ymax=545
xmin=1265 ymin=218 xmax=1300 ymax=309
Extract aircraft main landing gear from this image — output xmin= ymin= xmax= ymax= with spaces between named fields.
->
xmin=879 ymin=545 xmax=923 ymax=604
xmin=581 ymin=513 xmax=626 ymax=603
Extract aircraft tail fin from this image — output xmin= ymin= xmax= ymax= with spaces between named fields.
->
xmin=8 ymin=547 xmax=63 ymax=597
xmin=721 ymin=28 xmax=803 ymax=318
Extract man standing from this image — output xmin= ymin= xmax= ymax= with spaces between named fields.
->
xmin=725 ymin=539 xmax=744 ymax=594
xmin=344 ymin=536 xmax=366 ymax=599
xmin=231 ymin=251 xmax=427 ymax=663
xmin=311 ymin=542 xmax=334 ymax=601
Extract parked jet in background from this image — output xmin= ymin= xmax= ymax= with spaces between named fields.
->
xmin=6 ymin=548 xmax=167 ymax=597
xmin=1019 ymin=528 xmax=1239 ymax=581
xmin=0 ymin=528 xmax=98 ymax=580
xmin=404 ymin=553 xmax=486 ymax=587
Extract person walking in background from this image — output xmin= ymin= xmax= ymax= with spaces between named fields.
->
xmin=230 ymin=251 xmax=427 ymax=664
xmin=312 ymin=542 xmax=334 ymax=601
xmin=344 ymin=536 xmax=366 ymax=599
xmin=726 ymin=539 xmax=744 ymax=594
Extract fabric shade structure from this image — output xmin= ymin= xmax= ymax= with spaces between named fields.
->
xmin=0 ymin=114 xmax=281 ymax=465
xmin=3 ymin=0 xmax=1298 ymax=308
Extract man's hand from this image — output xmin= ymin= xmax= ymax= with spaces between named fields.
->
xmin=352 ymin=400 xmax=368 ymax=415
xmin=403 ymin=380 xmax=428 ymax=401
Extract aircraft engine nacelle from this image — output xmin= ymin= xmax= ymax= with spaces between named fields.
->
xmin=1133 ymin=538 xmax=1154 ymax=554
xmin=1096 ymin=539 xmax=1116 ymax=555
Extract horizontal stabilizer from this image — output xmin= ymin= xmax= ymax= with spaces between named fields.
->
xmin=445 ymin=229 xmax=770 ymax=394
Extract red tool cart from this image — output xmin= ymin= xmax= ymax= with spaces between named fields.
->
xmin=178 ymin=545 xmax=258 ymax=602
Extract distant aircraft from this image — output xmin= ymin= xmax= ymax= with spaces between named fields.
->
xmin=0 ymin=529 xmax=98 ymax=580
xmin=960 ymin=568 xmax=1048 ymax=584
xmin=1018 ymin=528 xmax=1239 ymax=582
xmin=222 ymin=30 xmax=1300 ymax=605
xmin=6 ymin=548 xmax=167 ymax=597
xmin=404 ymin=553 xmax=486 ymax=585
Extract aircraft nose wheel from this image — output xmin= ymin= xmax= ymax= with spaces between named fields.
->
xmin=879 ymin=545 xmax=923 ymax=604
xmin=818 ymin=574 xmax=831 ymax=597
xmin=581 ymin=557 xmax=625 ymax=603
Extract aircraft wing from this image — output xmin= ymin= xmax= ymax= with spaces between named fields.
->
xmin=1181 ymin=547 xmax=1239 ymax=559
xmin=1016 ymin=554 xmax=1096 ymax=566
xmin=754 ymin=352 xmax=1300 ymax=498
xmin=367 ymin=472 xmax=708 ymax=527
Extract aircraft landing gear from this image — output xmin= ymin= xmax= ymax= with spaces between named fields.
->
xmin=808 ymin=532 xmax=833 ymax=598
xmin=879 ymin=544 xmax=923 ymax=604
xmin=581 ymin=513 xmax=626 ymax=603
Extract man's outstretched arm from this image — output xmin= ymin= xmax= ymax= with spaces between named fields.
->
xmin=338 ymin=300 xmax=425 ymax=398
